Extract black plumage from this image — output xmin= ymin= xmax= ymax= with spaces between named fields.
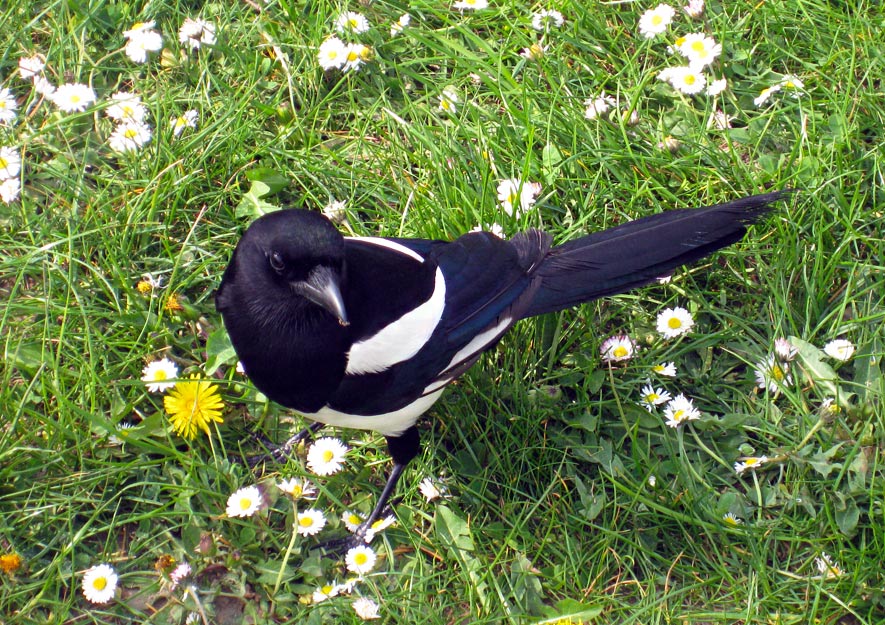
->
xmin=216 ymin=190 xmax=788 ymax=543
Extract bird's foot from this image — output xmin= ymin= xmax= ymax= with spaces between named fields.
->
xmin=243 ymin=422 xmax=324 ymax=468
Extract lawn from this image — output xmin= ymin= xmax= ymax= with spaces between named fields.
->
xmin=1 ymin=0 xmax=883 ymax=623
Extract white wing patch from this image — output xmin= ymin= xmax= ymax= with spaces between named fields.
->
xmin=345 ymin=239 xmax=446 ymax=375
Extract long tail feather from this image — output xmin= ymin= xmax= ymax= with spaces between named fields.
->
xmin=522 ymin=190 xmax=789 ymax=318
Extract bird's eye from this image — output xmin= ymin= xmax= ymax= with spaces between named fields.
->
xmin=269 ymin=251 xmax=285 ymax=272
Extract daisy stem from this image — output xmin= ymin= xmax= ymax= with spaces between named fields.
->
xmin=607 ymin=365 xmax=636 ymax=446
xmin=274 ymin=514 xmax=300 ymax=595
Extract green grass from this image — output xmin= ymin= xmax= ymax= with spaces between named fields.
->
xmin=2 ymin=0 xmax=884 ymax=622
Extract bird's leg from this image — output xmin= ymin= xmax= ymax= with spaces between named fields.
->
xmin=247 ymin=421 xmax=324 ymax=467
xmin=318 ymin=427 xmax=422 ymax=551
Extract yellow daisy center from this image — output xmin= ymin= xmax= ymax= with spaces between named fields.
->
xmin=771 ymin=364 xmax=785 ymax=381
xmin=321 ymin=584 xmax=334 ymax=594
xmin=346 ymin=50 xmax=359 ymax=62
xmin=0 ymin=157 xmax=7 ymax=169
xmin=613 ymin=346 xmax=628 ymax=358
xmin=154 ymin=370 xmax=168 ymax=381
xmin=651 ymin=15 xmax=663 ymax=25
xmin=124 ymin=128 xmax=138 ymax=139
xmin=675 ymin=36 xmax=686 ymax=46
xmin=322 ymin=449 xmax=334 ymax=462
xmin=299 ymin=516 xmax=314 ymax=527
xmin=239 ymin=497 xmax=253 ymax=511
xmin=292 ymin=485 xmax=303 ymax=496
xmin=691 ymin=41 xmax=706 ymax=52
xmin=348 ymin=18 xmax=359 ymax=28
xmin=672 ymin=409 xmax=685 ymax=421
xmin=646 ymin=393 xmax=659 ymax=402
xmin=684 ymin=74 xmax=696 ymax=85
xmin=668 ymin=317 xmax=683 ymax=329
xmin=93 ymin=577 xmax=107 ymax=591
xmin=71 ymin=94 xmax=81 ymax=103
xmin=353 ymin=552 xmax=368 ymax=565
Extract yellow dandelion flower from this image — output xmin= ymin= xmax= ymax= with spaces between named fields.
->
xmin=1 ymin=553 xmax=22 ymax=575
xmin=164 ymin=293 xmax=183 ymax=312
xmin=163 ymin=374 xmax=224 ymax=439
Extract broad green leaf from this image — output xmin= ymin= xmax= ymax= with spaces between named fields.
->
xmin=790 ymin=335 xmax=840 ymax=397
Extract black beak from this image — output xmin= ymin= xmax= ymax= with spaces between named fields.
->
xmin=293 ymin=265 xmax=349 ymax=326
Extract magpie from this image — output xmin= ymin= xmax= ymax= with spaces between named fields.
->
xmin=216 ymin=190 xmax=788 ymax=543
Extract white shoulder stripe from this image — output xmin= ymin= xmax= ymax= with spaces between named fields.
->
xmin=346 ymin=268 xmax=446 ymax=375
xmin=346 ymin=236 xmax=424 ymax=262
xmin=302 ymin=388 xmax=446 ymax=437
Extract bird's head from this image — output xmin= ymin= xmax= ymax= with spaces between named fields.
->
xmin=217 ymin=209 xmax=349 ymax=327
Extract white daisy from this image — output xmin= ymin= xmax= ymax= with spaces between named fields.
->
xmin=0 ymin=178 xmax=21 ymax=204
xmin=678 ymin=33 xmax=721 ymax=68
xmin=453 ymin=0 xmax=489 ymax=10
xmin=171 ymin=110 xmax=199 ymax=136
xmin=638 ymin=4 xmax=676 ymax=39
xmin=51 ymin=83 xmax=97 ymax=113
xmin=0 ymin=88 xmax=18 ymax=124
xmin=124 ymin=29 xmax=163 ymax=64
xmin=318 ymin=36 xmax=348 ymax=71
xmin=774 ymin=337 xmax=798 ymax=361
xmin=343 ymin=44 xmax=371 ymax=73
xmin=653 ymin=362 xmax=677 ymax=377
xmin=780 ymin=75 xmax=804 ymax=92
xmin=18 ymin=55 xmax=45 ymax=79
xmin=306 ymin=437 xmax=348 ymax=475
xmin=391 ymin=13 xmax=411 ymax=36
xmin=666 ymin=65 xmax=707 ymax=95
xmin=706 ymin=78 xmax=727 ymax=96
xmin=33 ymin=76 xmax=56 ymax=96
xmin=496 ymin=178 xmax=541 ymax=216
xmin=470 ymin=222 xmax=505 ymax=238
xmin=336 ymin=11 xmax=370 ymax=35
xmin=722 ymin=512 xmax=742 ymax=526
xmin=639 ymin=383 xmax=672 ymax=411
xmin=815 ymin=552 xmax=844 ymax=578
xmin=366 ymin=515 xmax=396 ymax=542
xmin=520 ymin=43 xmax=547 ymax=61
xmin=169 ymin=562 xmax=191 ymax=589
xmin=531 ymin=9 xmax=565 ymax=31
xmin=753 ymin=84 xmax=781 ymax=107
xmin=823 ymin=339 xmax=854 ymax=361
xmin=341 ymin=510 xmax=365 ymax=533
xmin=345 ymin=545 xmax=378 ymax=575
xmin=418 ymin=477 xmax=447 ymax=501
xmin=754 ymin=355 xmax=791 ymax=393
xmin=278 ymin=477 xmax=317 ymax=499
xmin=584 ymin=92 xmax=616 ymax=120
xmin=322 ymin=199 xmax=348 ymax=224
xmin=600 ymin=335 xmax=636 ymax=362
xmin=141 ymin=357 xmax=178 ymax=393
xmin=179 ymin=18 xmax=216 ymax=50
xmin=226 ymin=485 xmax=263 ymax=518
xmin=82 ymin=563 xmax=118 ymax=604
xmin=708 ymin=109 xmax=734 ymax=130
xmin=683 ymin=0 xmax=705 ymax=18
xmin=734 ymin=456 xmax=768 ymax=474
xmin=109 ymin=121 xmax=152 ymax=153
xmin=656 ymin=306 xmax=694 ymax=338
xmin=312 ymin=581 xmax=345 ymax=603
xmin=296 ymin=508 xmax=327 ymax=536
xmin=439 ymin=87 xmax=459 ymax=113
xmin=662 ymin=393 xmax=701 ymax=427
xmin=352 ymin=597 xmax=381 ymax=620
xmin=0 ymin=147 xmax=21 ymax=179
xmin=122 ymin=21 xmax=157 ymax=39
xmin=105 ymin=92 xmax=147 ymax=122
